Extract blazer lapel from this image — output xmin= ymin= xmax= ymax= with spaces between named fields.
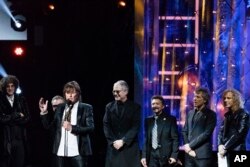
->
xmin=157 ymin=116 xmax=165 ymax=140
xmin=114 ymin=101 xmax=125 ymax=119
xmin=189 ymin=110 xmax=195 ymax=129
xmin=148 ymin=118 xmax=155 ymax=138
xmin=114 ymin=102 xmax=120 ymax=118
xmin=120 ymin=104 xmax=126 ymax=119
xmin=59 ymin=105 xmax=66 ymax=121
xmin=192 ymin=111 xmax=204 ymax=128
xmin=77 ymin=103 xmax=83 ymax=124
xmin=2 ymin=96 xmax=12 ymax=110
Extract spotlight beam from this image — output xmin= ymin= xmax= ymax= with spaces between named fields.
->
xmin=0 ymin=0 xmax=16 ymax=22
xmin=0 ymin=0 xmax=26 ymax=32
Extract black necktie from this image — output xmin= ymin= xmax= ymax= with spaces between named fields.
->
xmin=192 ymin=110 xmax=200 ymax=127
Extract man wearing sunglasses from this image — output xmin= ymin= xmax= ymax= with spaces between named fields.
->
xmin=103 ymin=80 xmax=141 ymax=167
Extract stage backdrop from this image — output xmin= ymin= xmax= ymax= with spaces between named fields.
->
xmin=135 ymin=0 xmax=250 ymax=150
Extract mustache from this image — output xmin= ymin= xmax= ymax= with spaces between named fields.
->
xmin=152 ymin=107 xmax=160 ymax=110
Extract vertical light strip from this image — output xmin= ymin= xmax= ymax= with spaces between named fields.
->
xmin=161 ymin=28 xmax=166 ymax=95
xmin=170 ymin=47 xmax=176 ymax=114
xmin=195 ymin=0 xmax=199 ymax=64
xmin=180 ymin=69 xmax=188 ymax=125
xmin=180 ymin=0 xmax=199 ymax=127
xmin=202 ymin=0 xmax=206 ymax=22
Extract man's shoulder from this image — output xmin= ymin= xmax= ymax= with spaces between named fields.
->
xmin=145 ymin=116 xmax=154 ymax=124
xmin=146 ymin=115 xmax=154 ymax=119
xmin=128 ymin=100 xmax=141 ymax=106
xmin=238 ymin=109 xmax=249 ymax=118
xmin=160 ymin=112 xmax=177 ymax=121
xmin=106 ymin=101 xmax=115 ymax=107
xmin=105 ymin=100 xmax=141 ymax=106
xmin=168 ymin=114 xmax=177 ymax=120
xmin=79 ymin=102 xmax=93 ymax=109
xmin=0 ymin=92 xmax=5 ymax=102
xmin=202 ymin=107 xmax=215 ymax=113
xmin=203 ymin=108 xmax=217 ymax=118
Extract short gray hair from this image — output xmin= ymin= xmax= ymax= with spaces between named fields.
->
xmin=114 ymin=80 xmax=129 ymax=92
xmin=51 ymin=95 xmax=65 ymax=103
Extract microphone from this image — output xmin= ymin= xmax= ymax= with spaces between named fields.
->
xmin=66 ymin=100 xmax=74 ymax=110
xmin=66 ymin=99 xmax=73 ymax=105
xmin=64 ymin=100 xmax=74 ymax=122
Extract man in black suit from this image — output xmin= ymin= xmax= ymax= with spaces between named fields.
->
xmin=39 ymin=95 xmax=65 ymax=167
xmin=0 ymin=75 xmax=31 ymax=167
xmin=182 ymin=87 xmax=216 ymax=167
xmin=141 ymin=95 xmax=179 ymax=167
xmin=39 ymin=81 xmax=94 ymax=167
xmin=103 ymin=80 xmax=141 ymax=167
xmin=218 ymin=89 xmax=249 ymax=166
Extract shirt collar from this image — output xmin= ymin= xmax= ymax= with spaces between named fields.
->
xmin=6 ymin=95 xmax=14 ymax=101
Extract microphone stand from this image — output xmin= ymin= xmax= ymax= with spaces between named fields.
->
xmin=63 ymin=103 xmax=73 ymax=165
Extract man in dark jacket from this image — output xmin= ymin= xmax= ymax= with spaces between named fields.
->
xmin=39 ymin=81 xmax=94 ymax=167
xmin=141 ymin=95 xmax=179 ymax=167
xmin=0 ymin=75 xmax=31 ymax=167
xmin=103 ymin=80 xmax=141 ymax=167
xmin=218 ymin=89 xmax=249 ymax=166
xmin=182 ymin=87 xmax=217 ymax=167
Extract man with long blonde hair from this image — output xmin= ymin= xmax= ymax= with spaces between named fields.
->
xmin=218 ymin=89 xmax=249 ymax=166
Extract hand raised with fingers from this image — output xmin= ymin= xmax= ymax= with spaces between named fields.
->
xmin=39 ymin=97 xmax=48 ymax=114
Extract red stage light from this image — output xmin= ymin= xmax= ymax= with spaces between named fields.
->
xmin=13 ymin=46 xmax=25 ymax=57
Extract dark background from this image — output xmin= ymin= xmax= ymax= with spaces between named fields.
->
xmin=1 ymin=0 xmax=134 ymax=166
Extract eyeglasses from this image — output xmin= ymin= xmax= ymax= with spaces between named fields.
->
xmin=112 ymin=90 xmax=123 ymax=94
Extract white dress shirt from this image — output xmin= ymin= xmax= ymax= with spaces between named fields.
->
xmin=57 ymin=101 xmax=79 ymax=157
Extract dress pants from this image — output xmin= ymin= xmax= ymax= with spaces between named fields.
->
xmin=185 ymin=154 xmax=211 ymax=167
xmin=149 ymin=148 xmax=170 ymax=167
xmin=0 ymin=139 xmax=25 ymax=167
xmin=56 ymin=155 xmax=87 ymax=167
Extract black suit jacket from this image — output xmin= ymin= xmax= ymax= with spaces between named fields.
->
xmin=182 ymin=107 xmax=216 ymax=159
xmin=0 ymin=93 xmax=30 ymax=156
xmin=142 ymin=112 xmax=179 ymax=164
xmin=218 ymin=108 xmax=249 ymax=151
xmin=103 ymin=100 xmax=141 ymax=167
xmin=41 ymin=102 xmax=94 ymax=156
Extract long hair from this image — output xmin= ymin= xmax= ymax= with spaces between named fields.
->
xmin=0 ymin=75 xmax=19 ymax=94
xmin=63 ymin=81 xmax=82 ymax=101
xmin=222 ymin=89 xmax=244 ymax=109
